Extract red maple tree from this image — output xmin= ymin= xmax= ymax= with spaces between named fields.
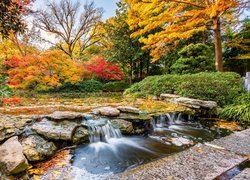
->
xmin=86 ymin=57 xmax=124 ymax=81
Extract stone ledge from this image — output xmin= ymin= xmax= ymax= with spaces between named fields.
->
xmin=160 ymin=94 xmax=217 ymax=109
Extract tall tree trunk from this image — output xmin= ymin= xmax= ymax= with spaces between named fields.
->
xmin=213 ymin=17 xmax=223 ymax=72
xmin=202 ymin=31 xmax=206 ymax=44
xmin=146 ymin=58 xmax=149 ymax=75
xmin=129 ymin=60 xmax=133 ymax=84
xmin=140 ymin=59 xmax=143 ymax=80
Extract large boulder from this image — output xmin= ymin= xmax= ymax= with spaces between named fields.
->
xmin=32 ymin=119 xmax=88 ymax=143
xmin=92 ymin=106 xmax=120 ymax=117
xmin=0 ymin=136 xmax=28 ymax=175
xmin=0 ymin=116 xmax=33 ymax=142
xmin=47 ymin=111 xmax=85 ymax=121
xmin=21 ymin=135 xmax=57 ymax=161
xmin=117 ymin=106 xmax=140 ymax=114
xmin=111 ymin=119 xmax=134 ymax=135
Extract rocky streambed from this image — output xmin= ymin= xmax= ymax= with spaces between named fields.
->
xmin=0 ymin=101 xmax=245 ymax=179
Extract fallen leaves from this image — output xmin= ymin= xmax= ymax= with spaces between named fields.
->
xmin=28 ymin=150 xmax=72 ymax=178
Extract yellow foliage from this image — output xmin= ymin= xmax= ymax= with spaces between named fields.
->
xmin=6 ymin=50 xmax=87 ymax=91
xmin=126 ymin=0 xmax=240 ymax=61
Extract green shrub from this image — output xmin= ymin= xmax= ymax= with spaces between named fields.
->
xmin=103 ymin=81 xmax=130 ymax=92
xmin=0 ymin=75 xmax=12 ymax=106
xmin=175 ymin=72 xmax=243 ymax=105
xmin=171 ymin=43 xmax=214 ymax=74
xmin=125 ymin=72 xmax=243 ymax=106
xmin=220 ymin=93 xmax=250 ymax=122
xmin=0 ymin=75 xmax=12 ymax=98
xmin=57 ymin=80 xmax=103 ymax=93
xmin=57 ymin=82 xmax=80 ymax=93
xmin=76 ymin=80 xmax=103 ymax=92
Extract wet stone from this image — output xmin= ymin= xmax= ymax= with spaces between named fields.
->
xmin=21 ymin=135 xmax=57 ymax=161
xmin=72 ymin=127 xmax=89 ymax=144
xmin=111 ymin=119 xmax=134 ymax=135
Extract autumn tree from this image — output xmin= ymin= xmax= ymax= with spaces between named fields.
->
xmin=126 ymin=0 xmax=245 ymax=71
xmin=85 ymin=56 xmax=124 ymax=81
xmin=35 ymin=0 xmax=103 ymax=59
xmin=6 ymin=50 xmax=83 ymax=91
xmin=99 ymin=1 xmax=152 ymax=83
xmin=0 ymin=0 xmax=33 ymax=37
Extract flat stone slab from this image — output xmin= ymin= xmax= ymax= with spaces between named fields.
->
xmin=160 ymin=93 xmax=217 ymax=109
xmin=232 ymin=168 xmax=250 ymax=180
xmin=211 ymin=128 xmax=250 ymax=156
xmin=46 ymin=111 xmax=85 ymax=120
xmin=92 ymin=106 xmax=120 ymax=117
xmin=32 ymin=119 xmax=79 ymax=141
xmin=117 ymin=106 xmax=140 ymax=114
xmin=111 ymin=144 xmax=247 ymax=180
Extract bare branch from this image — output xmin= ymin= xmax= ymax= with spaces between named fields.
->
xmin=35 ymin=0 xmax=103 ymax=59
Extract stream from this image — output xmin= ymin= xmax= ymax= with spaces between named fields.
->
xmin=71 ymin=113 xmax=232 ymax=178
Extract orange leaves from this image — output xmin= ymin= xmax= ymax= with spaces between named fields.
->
xmin=6 ymin=50 xmax=84 ymax=91
xmin=126 ymin=0 xmax=240 ymax=61
xmin=2 ymin=96 xmax=22 ymax=105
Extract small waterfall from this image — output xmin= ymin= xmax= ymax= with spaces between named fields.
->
xmin=86 ymin=119 xmax=122 ymax=143
xmin=152 ymin=112 xmax=183 ymax=130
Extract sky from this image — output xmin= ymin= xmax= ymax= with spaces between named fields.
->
xmin=33 ymin=0 xmax=119 ymax=20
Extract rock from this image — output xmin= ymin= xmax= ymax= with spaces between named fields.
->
xmin=82 ymin=113 xmax=93 ymax=121
xmin=72 ymin=126 xmax=89 ymax=144
xmin=160 ymin=93 xmax=218 ymax=109
xmin=47 ymin=111 xmax=85 ymax=120
xmin=117 ymin=106 xmax=140 ymax=114
xmin=111 ymin=119 xmax=134 ymax=134
xmin=160 ymin=94 xmax=180 ymax=100
xmin=171 ymin=137 xmax=193 ymax=146
xmin=92 ymin=106 xmax=120 ymax=117
xmin=175 ymin=97 xmax=217 ymax=109
xmin=118 ymin=114 xmax=152 ymax=122
xmin=0 ymin=136 xmax=28 ymax=175
xmin=0 ymin=116 xmax=33 ymax=142
xmin=152 ymin=96 xmax=159 ymax=101
xmin=21 ymin=135 xmax=57 ymax=161
xmin=32 ymin=118 xmax=79 ymax=141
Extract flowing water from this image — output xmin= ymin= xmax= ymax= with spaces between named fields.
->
xmin=72 ymin=113 xmax=232 ymax=178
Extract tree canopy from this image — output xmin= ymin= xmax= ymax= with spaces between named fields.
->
xmin=0 ymin=0 xmax=33 ymax=37
xmin=126 ymin=0 xmax=244 ymax=71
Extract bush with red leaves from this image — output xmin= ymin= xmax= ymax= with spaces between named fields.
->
xmin=86 ymin=57 xmax=124 ymax=81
